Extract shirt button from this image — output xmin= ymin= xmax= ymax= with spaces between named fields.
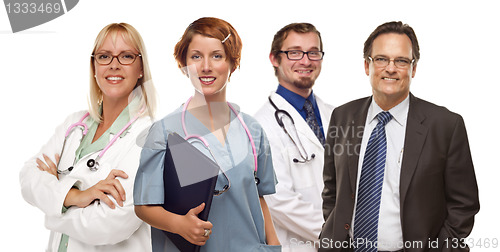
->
xmin=344 ymin=224 xmax=350 ymax=230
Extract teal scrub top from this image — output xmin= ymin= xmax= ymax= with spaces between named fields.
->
xmin=134 ymin=104 xmax=281 ymax=252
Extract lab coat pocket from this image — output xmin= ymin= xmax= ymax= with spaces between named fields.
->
xmin=289 ymin=161 xmax=316 ymax=189
xmin=255 ymin=244 xmax=282 ymax=251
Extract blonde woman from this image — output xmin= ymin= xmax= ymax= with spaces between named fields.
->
xmin=20 ymin=23 xmax=156 ymax=252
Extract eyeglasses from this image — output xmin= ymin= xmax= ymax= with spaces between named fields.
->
xmin=92 ymin=52 xmax=141 ymax=65
xmin=368 ymin=56 xmax=414 ymax=68
xmin=279 ymin=50 xmax=324 ymax=61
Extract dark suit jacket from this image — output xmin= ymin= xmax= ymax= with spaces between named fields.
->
xmin=319 ymin=93 xmax=479 ymax=252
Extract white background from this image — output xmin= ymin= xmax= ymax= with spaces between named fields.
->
xmin=1 ymin=0 xmax=499 ymax=250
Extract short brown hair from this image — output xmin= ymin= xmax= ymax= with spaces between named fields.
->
xmin=363 ymin=21 xmax=420 ymax=62
xmin=174 ymin=17 xmax=242 ymax=76
xmin=270 ymin=23 xmax=323 ymax=76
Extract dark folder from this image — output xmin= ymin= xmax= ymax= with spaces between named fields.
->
xmin=162 ymin=132 xmax=219 ymax=252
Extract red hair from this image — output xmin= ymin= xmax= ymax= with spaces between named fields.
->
xmin=174 ymin=17 xmax=242 ymax=75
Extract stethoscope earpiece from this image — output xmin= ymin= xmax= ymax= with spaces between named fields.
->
xmin=293 ymin=153 xmax=315 ymax=163
xmin=253 ymin=170 xmax=260 ymax=185
xmin=57 ymin=166 xmax=74 ymax=175
xmin=255 ymin=177 xmax=260 ymax=185
xmin=214 ymin=184 xmax=230 ymax=196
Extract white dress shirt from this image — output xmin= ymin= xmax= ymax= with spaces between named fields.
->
xmin=350 ymin=95 xmax=409 ymax=251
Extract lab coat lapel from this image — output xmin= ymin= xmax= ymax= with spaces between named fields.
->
xmin=270 ymin=93 xmax=323 ymax=149
xmin=399 ymin=94 xmax=428 ymax=209
xmin=348 ymin=97 xmax=371 ymax=193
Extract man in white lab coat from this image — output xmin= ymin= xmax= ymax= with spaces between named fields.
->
xmin=254 ymin=23 xmax=334 ymax=251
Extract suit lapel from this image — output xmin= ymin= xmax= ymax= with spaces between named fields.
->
xmin=400 ymin=94 xmax=428 ymax=208
xmin=348 ymin=97 xmax=372 ymax=193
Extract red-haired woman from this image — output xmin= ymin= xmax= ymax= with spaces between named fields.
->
xmin=134 ymin=17 xmax=281 ymax=251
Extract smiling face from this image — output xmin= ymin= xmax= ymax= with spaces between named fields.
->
xmin=270 ymin=31 xmax=322 ymax=98
xmin=186 ymin=34 xmax=231 ymax=99
xmin=365 ymin=33 xmax=417 ymax=110
xmin=94 ymin=32 xmax=143 ymax=106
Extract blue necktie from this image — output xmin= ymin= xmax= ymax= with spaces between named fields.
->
xmin=304 ymin=99 xmax=325 ymax=145
xmin=354 ymin=111 xmax=392 ymax=252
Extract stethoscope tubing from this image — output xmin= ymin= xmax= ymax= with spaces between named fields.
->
xmin=181 ymin=96 xmax=258 ymax=173
xmin=57 ymin=107 xmax=144 ymax=174
xmin=181 ymin=96 xmax=259 ymax=187
xmin=268 ymin=95 xmax=315 ymax=163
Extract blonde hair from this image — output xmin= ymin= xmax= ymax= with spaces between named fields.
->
xmin=89 ymin=23 xmax=157 ymax=122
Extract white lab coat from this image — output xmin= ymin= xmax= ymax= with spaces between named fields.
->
xmin=20 ymin=111 xmax=152 ymax=252
xmin=254 ymin=92 xmax=334 ymax=251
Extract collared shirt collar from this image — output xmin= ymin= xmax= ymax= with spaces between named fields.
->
xmin=276 ymin=84 xmax=317 ymax=111
xmin=368 ymin=94 xmax=410 ymax=126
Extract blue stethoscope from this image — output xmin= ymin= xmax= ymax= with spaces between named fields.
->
xmin=268 ymin=96 xmax=316 ymax=163
xmin=181 ymin=97 xmax=259 ymax=195
xmin=57 ymin=110 xmax=142 ymax=175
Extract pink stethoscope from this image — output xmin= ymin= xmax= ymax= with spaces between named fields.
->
xmin=181 ymin=96 xmax=259 ymax=194
xmin=57 ymin=110 xmax=143 ymax=175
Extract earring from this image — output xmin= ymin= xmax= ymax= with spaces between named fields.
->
xmin=139 ymin=74 xmax=143 ymax=78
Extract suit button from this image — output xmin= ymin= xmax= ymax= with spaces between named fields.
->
xmin=344 ymin=224 xmax=350 ymax=230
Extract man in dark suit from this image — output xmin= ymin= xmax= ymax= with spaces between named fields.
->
xmin=319 ymin=21 xmax=479 ymax=252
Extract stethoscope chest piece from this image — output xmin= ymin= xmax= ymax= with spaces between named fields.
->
xmin=56 ymin=107 xmax=144 ymax=175
xmin=87 ymin=159 xmax=99 ymax=171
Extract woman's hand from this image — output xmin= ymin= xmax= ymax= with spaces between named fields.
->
xmin=176 ymin=203 xmax=213 ymax=246
xmin=63 ymin=169 xmax=128 ymax=209
xmin=36 ymin=154 xmax=60 ymax=179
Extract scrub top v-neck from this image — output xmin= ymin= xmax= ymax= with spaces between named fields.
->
xmin=134 ymin=104 xmax=280 ymax=252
